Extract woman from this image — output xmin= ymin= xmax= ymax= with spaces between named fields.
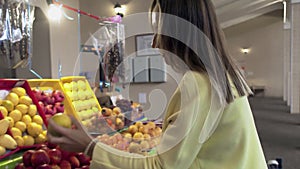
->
xmin=47 ymin=0 xmax=268 ymax=168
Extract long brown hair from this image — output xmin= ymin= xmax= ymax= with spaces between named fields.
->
xmin=150 ymin=0 xmax=251 ymax=104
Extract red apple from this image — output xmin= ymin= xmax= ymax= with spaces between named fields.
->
xmin=38 ymin=101 xmax=46 ymax=112
xmin=69 ymin=156 xmax=80 ymax=168
xmin=59 ymin=160 xmax=71 ymax=169
xmin=54 ymin=102 xmax=64 ymax=113
xmin=31 ymin=150 xmax=50 ymax=167
xmin=52 ymin=90 xmax=64 ymax=103
xmin=76 ymin=153 xmax=90 ymax=166
xmin=81 ymin=165 xmax=90 ymax=169
xmin=50 ymin=164 xmax=61 ymax=169
xmin=14 ymin=163 xmax=25 ymax=169
xmin=36 ymin=164 xmax=51 ymax=169
xmin=23 ymin=150 xmax=35 ymax=167
xmin=47 ymin=142 xmax=57 ymax=149
xmin=47 ymin=149 xmax=62 ymax=164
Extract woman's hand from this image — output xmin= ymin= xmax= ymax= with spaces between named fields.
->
xmin=47 ymin=116 xmax=93 ymax=153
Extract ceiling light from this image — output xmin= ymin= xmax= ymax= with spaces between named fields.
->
xmin=48 ymin=4 xmax=62 ymax=21
xmin=114 ymin=3 xmax=125 ymax=17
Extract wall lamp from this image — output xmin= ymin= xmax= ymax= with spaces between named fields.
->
xmin=241 ymin=48 xmax=251 ymax=54
xmin=114 ymin=3 xmax=125 ymax=17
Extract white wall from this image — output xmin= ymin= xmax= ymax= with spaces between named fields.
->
xmin=49 ymin=0 xmax=80 ymax=78
xmin=224 ymin=10 xmax=284 ymax=97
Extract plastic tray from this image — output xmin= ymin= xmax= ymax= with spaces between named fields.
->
xmin=60 ymin=76 xmax=102 ymax=120
xmin=28 ymin=79 xmax=75 ymax=120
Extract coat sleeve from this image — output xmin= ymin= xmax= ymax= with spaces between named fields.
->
xmin=90 ymin=72 xmax=212 ymax=169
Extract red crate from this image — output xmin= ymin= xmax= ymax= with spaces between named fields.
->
xmin=0 ymin=79 xmax=47 ymax=160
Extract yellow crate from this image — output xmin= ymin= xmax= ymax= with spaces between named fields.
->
xmin=27 ymin=79 xmax=75 ymax=119
xmin=60 ymin=76 xmax=102 ymax=121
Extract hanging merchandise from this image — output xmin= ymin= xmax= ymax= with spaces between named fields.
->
xmin=88 ymin=23 xmax=125 ymax=91
xmin=0 ymin=0 xmax=35 ymax=71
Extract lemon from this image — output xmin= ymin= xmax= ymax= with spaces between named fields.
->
xmin=12 ymin=87 xmax=26 ymax=97
xmin=32 ymin=115 xmax=43 ymax=125
xmin=2 ymin=100 xmax=14 ymax=112
xmin=35 ymin=133 xmax=47 ymax=144
xmin=14 ymin=136 xmax=24 ymax=146
xmin=5 ymin=117 xmax=14 ymax=128
xmin=42 ymin=130 xmax=47 ymax=136
xmin=11 ymin=127 xmax=22 ymax=137
xmin=23 ymin=135 xmax=34 ymax=146
xmin=0 ymin=99 xmax=2 ymax=105
xmin=6 ymin=92 xmax=19 ymax=106
xmin=9 ymin=109 xmax=22 ymax=122
xmin=15 ymin=104 xmax=28 ymax=115
xmin=19 ymin=96 xmax=32 ymax=106
xmin=15 ymin=121 xmax=26 ymax=132
xmin=0 ymin=106 xmax=8 ymax=117
xmin=27 ymin=122 xmax=42 ymax=137
xmin=28 ymin=105 xmax=37 ymax=117
xmin=21 ymin=114 xmax=32 ymax=125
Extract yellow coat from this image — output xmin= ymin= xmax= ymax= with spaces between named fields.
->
xmin=90 ymin=71 xmax=268 ymax=169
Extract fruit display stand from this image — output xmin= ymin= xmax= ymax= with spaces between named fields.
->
xmin=60 ymin=76 xmax=102 ymax=123
xmin=27 ymin=79 xmax=75 ymax=122
xmin=0 ymin=79 xmax=48 ymax=161
xmin=0 ymin=150 xmax=23 ymax=169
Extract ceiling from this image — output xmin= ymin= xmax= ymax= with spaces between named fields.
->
xmin=213 ymin=0 xmax=284 ymax=28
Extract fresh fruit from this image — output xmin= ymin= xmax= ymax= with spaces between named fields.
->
xmin=2 ymin=100 xmax=14 ymax=111
xmin=14 ymin=136 xmax=25 ymax=146
xmin=31 ymin=149 xmax=50 ymax=167
xmin=36 ymin=164 xmax=51 ymax=169
xmin=11 ymin=127 xmax=22 ymax=137
xmin=138 ymin=126 xmax=149 ymax=134
xmin=135 ymin=121 xmax=143 ymax=128
xmin=76 ymin=153 xmax=90 ymax=166
xmin=22 ymin=114 xmax=32 ymax=125
xmin=113 ymin=107 xmax=121 ymax=115
xmin=28 ymin=104 xmax=37 ymax=116
xmin=48 ymin=113 xmax=72 ymax=137
xmin=128 ymin=142 xmax=141 ymax=154
xmin=12 ymin=87 xmax=26 ymax=97
xmin=0 ymin=134 xmax=18 ymax=149
xmin=35 ymin=133 xmax=47 ymax=144
xmin=133 ymin=132 xmax=144 ymax=142
xmin=23 ymin=135 xmax=35 ymax=146
xmin=15 ymin=121 xmax=27 ymax=132
xmin=0 ymin=118 xmax=9 ymax=135
xmin=128 ymin=125 xmax=138 ymax=134
xmin=77 ymin=80 xmax=86 ymax=90
xmin=102 ymin=108 xmax=112 ymax=116
xmin=23 ymin=150 xmax=35 ymax=167
xmin=16 ymin=104 xmax=29 ymax=115
xmin=50 ymin=164 xmax=61 ymax=169
xmin=47 ymin=148 xmax=62 ymax=164
xmin=14 ymin=163 xmax=25 ymax=169
xmin=5 ymin=116 xmax=14 ymax=127
xmin=6 ymin=92 xmax=19 ymax=106
xmin=9 ymin=109 xmax=22 ymax=122
xmin=33 ymin=115 xmax=44 ymax=125
xmin=0 ymin=106 xmax=8 ymax=117
xmin=0 ymin=145 xmax=6 ymax=156
xmin=19 ymin=96 xmax=32 ymax=106
xmin=140 ymin=140 xmax=150 ymax=150
xmin=27 ymin=122 xmax=43 ymax=137
xmin=59 ymin=160 xmax=71 ymax=169
xmin=69 ymin=156 xmax=80 ymax=168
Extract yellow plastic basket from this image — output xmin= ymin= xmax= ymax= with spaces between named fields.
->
xmin=60 ymin=76 xmax=102 ymax=121
xmin=27 ymin=79 xmax=75 ymax=119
